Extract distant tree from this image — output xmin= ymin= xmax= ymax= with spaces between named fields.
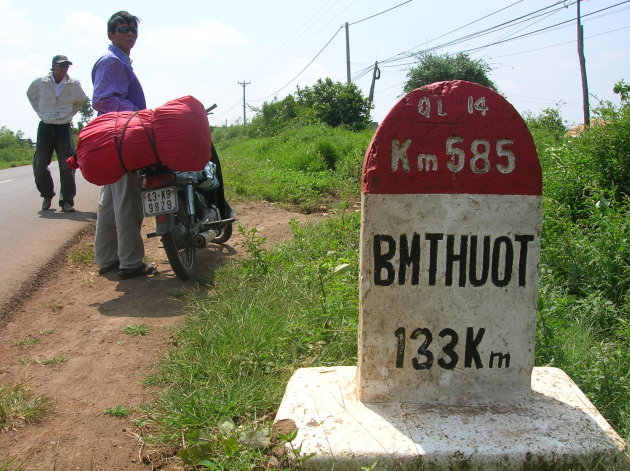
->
xmin=249 ymin=78 xmax=372 ymax=135
xmin=248 ymin=95 xmax=310 ymax=136
xmin=78 ymin=99 xmax=94 ymax=131
xmin=613 ymin=79 xmax=630 ymax=103
xmin=0 ymin=126 xmax=34 ymax=168
xmin=296 ymin=78 xmax=371 ymax=131
xmin=524 ymin=106 xmax=566 ymax=136
xmin=0 ymin=126 xmax=28 ymax=148
xmin=403 ymin=52 xmax=497 ymax=93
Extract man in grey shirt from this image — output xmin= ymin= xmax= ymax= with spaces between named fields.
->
xmin=27 ymin=54 xmax=88 ymax=212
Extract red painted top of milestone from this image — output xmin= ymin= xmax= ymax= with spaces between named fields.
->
xmin=362 ymin=80 xmax=542 ymax=195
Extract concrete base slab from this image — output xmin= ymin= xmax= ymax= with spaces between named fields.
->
xmin=275 ymin=366 xmax=628 ymax=470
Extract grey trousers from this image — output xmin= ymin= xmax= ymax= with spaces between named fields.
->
xmin=94 ymin=173 xmax=145 ymax=270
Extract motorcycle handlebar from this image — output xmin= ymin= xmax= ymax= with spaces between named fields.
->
xmin=206 ymin=104 xmax=217 ymax=114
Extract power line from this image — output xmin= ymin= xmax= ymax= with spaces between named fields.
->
xmin=253 ymin=0 xmax=339 ymax=76
xmin=490 ymin=24 xmax=630 ymax=59
xmin=348 ymin=0 xmax=414 ymax=26
xmin=252 ymin=0 xmax=417 ymax=102
xmin=383 ymin=0 xmax=569 ymax=65
xmin=371 ymin=0 xmax=628 ymax=68
xmin=384 ymin=1 xmax=574 ymax=65
xmin=252 ymin=26 xmax=343 ymax=101
xmin=461 ymin=0 xmax=630 ymax=55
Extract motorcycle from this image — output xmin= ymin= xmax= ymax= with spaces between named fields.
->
xmin=138 ymin=105 xmax=235 ymax=280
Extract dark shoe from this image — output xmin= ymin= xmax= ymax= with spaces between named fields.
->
xmin=224 ymin=202 xmax=236 ymax=219
xmin=42 ymin=197 xmax=52 ymax=210
xmin=118 ymin=262 xmax=156 ymax=279
xmin=98 ymin=261 xmax=120 ymax=275
xmin=61 ymin=202 xmax=75 ymax=213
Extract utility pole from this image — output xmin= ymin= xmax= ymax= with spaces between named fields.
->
xmin=577 ymin=0 xmax=590 ymax=126
xmin=345 ymin=22 xmax=351 ymax=84
xmin=368 ymin=61 xmax=381 ymax=105
xmin=238 ymin=80 xmax=251 ymax=125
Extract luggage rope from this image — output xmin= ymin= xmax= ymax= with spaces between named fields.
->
xmin=114 ymin=111 xmax=161 ymax=173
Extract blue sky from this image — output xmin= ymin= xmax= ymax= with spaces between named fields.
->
xmin=3 ymin=0 xmax=629 ymax=140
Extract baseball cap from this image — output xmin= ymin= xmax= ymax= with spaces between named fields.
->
xmin=52 ymin=55 xmax=73 ymax=66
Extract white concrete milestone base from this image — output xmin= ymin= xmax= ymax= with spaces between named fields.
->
xmin=276 ymin=366 xmax=629 ymax=470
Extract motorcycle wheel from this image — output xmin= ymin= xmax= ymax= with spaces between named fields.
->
xmin=211 ymin=222 xmax=233 ymax=244
xmin=162 ymin=195 xmax=196 ymax=280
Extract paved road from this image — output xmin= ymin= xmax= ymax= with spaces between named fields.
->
xmin=0 ymin=163 xmax=101 ymax=313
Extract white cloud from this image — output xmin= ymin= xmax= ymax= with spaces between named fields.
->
xmin=142 ymin=20 xmax=249 ymax=64
xmin=60 ymin=10 xmax=105 ymax=42
xmin=0 ymin=0 xmax=33 ymax=46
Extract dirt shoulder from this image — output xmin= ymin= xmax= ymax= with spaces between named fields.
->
xmin=0 ymin=201 xmax=323 ymax=471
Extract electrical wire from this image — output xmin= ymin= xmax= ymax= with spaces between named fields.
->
xmin=348 ymin=0 xmax=414 ymax=26
xmin=252 ymin=0 xmax=417 ymax=102
xmin=254 ymin=26 xmax=344 ymax=101
xmin=488 ymin=24 xmax=630 ymax=59
xmin=461 ymin=0 xmax=630 ymax=55
xmin=254 ymin=0 xmax=339 ymax=75
xmin=383 ymin=0 xmax=570 ymax=64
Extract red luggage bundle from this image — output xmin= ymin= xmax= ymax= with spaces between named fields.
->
xmin=74 ymin=95 xmax=211 ymax=185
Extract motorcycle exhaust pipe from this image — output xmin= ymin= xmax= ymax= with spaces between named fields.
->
xmin=194 ymin=230 xmax=218 ymax=248
xmin=194 ymin=231 xmax=210 ymax=248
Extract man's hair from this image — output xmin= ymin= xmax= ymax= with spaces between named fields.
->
xmin=107 ymin=11 xmax=140 ymax=32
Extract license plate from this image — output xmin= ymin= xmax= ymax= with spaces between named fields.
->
xmin=142 ymin=187 xmax=178 ymax=216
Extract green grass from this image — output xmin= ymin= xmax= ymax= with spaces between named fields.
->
xmin=39 ymin=357 xmax=68 ymax=366
xmin=217 ymin=124 xmax=371 ymax=212
xmin=68 ymin=244 xmax=94 ymax=266
xmin=43 ymin=302 xmax=63 ymax=313
xmin=0 ymin=147 xmax=32 ymax=170
xmin=0 ymin=381 xmax=51 ymax=431
xmin=18 ymin=357 xmax=69 ymax=366
xmin=141 ymin=213 xmax=360 ymax=467
xmin=124 ymin=324 xmax=150 ymax=336
xmin=13 ymin=337 xmax=39 ymax=347
xmin=103 ymin=405 xmax=130 ymax=418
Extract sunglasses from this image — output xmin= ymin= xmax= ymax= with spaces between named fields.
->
xmin=55 ymin=63 xmax=70 ymax=68
xmin=114 ymin=26 xmax=138 ymax=35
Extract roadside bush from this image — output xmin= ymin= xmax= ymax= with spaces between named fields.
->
xmin=538 ymin=100 xmax=630 ymax=222
xmin=218 ymin=124 xmax=372 ymax=211
xmin=211 ymin=124 xmax=248 ymax=147
xmin=524 ymin=106 xmax=567 ymax=149
xmin=570 ymin=101 xmax=630 ymax=200
xmin=247 ymin=78 xmax=371 ymax=137
xmin=297 ymin=78 xmax=371 ymax=131
xmin=246 ymin=95 xmax=314 ymax=138
xmin=542 ymin=190 xmax=629 ymax=305
xmin=534 ymin=95 xmax=629 ymax=442
xmin=0 ymin=126 xmax=33 ymax=169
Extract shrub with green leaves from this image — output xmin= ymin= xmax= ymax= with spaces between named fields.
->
xmin=246 ymin=78 xmax=371 ymax=137
xmin=532 ymin=97 xmax=629 ymax=442
xmin=539 ymin=100 xmax=630 ymax=216
xmin=218 ymin=123 xmax=371 ymax=211
xmin=0 ymin=126 xmax=33 ymax=169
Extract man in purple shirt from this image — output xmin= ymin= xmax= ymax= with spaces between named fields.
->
xmin=92 ymin=11 xmax=155 ymax=279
